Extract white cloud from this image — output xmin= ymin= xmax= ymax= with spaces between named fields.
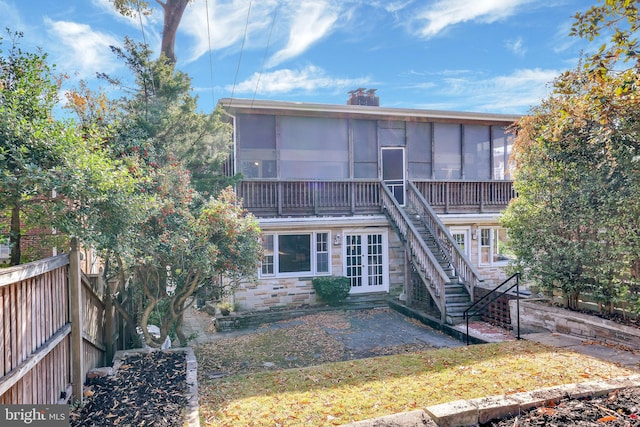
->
xmin=459 ymin=68 xmax=559 ymax=112
xmin=181 ymin=0 xmax=278 ymax=63
xmin=227 ymin=65 xmax=369 ymax=95
xmin=412 ymin=68 xmax=560 ymax=113
xmin=0 ymin=1 xmax=23 ymax=30
xmin=181 ymin=0 xmax=346 ymax=67
xmin=44 ymin=18 xmax=121 ymax=79
xmin=413 ymin=0 xmax=533 ymax=38
xmin=506 ymin=37 xmax=526 ymax=57
xmin=267 ymin=1 xmax=340 ymax=67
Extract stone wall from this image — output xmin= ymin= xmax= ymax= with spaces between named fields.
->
xmin=233 ymin=224 xmax=405 ymax=311
xmin=511 ymin=300 xmax=640 ymax=350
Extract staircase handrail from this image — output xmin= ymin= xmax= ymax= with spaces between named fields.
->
xmin=407 ymin=181 xmax=484 ymax=296
xmin=380 ymin=184 xmax=450 ymax=319
xmin=463 ymin=272 xmax=521 ymax=345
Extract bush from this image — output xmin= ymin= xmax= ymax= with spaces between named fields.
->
xmin=313 ymin=276 xmax=351 ymax=306
xmin=217 ymin=301 xmax=233 ymax=316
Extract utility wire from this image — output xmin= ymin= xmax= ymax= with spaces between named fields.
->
xmin=229 ymin=0 xmax=253 ymax=106
xmin=136 ymin=2 xmax=156 ymax=97
xmin=205 ymin=0 xmax=216 ymax=110
xmin=251 ymin=3 xmax=279 ymax=107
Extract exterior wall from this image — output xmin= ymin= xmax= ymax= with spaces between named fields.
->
xmin=440 ymin=214 xmax=511 ymax=287
xmin=221 ymin=99 xmax=521 ymax=311
xmin=233 ymin=218 xmax=405 ymax=312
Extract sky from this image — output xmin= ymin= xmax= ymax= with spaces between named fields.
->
xmin=0 ymin=0 xmax=595 ymax=115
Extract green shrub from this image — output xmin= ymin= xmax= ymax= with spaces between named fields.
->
xmin=312 ymin=276 xmax=351 ymax=306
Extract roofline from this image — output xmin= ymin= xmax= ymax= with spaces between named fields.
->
xmin=217 ymin=98 xmax=521 ymax=123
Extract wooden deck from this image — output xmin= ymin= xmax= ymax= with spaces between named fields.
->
xmin=238 ymin=179 xmax=514 ymax=217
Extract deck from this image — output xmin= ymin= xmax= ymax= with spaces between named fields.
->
xmin=237 ymin=179 xmax=515 ymax=217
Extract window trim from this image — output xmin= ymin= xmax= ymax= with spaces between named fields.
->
xmin=260 ymin=231 xmax=332 ymax=278
xmin=478 ymin=226 xmax=512 ymax=266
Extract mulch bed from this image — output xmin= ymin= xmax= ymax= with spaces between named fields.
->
xmin=69 ymin=351 xmax=188 ymax=427
xmin=486 ymin=386 xmax=640 ymax=426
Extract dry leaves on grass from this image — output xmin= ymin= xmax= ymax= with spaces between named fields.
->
xmin=197 ymin=332 xmax=639 ymax=427
xmin=195 ymin=314 xmax=349 ymax=378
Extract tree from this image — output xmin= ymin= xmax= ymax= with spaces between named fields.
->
xmin=0 ymin=31 xmax=137 ymax=265
xmin=571 ymin=0 xmax=640 ymax=75
xmin=502 ymin=1 xmax=640 ymax=312
xmin=98 ymin=37 xmax=235 ymax=194
xmin=77 ymin=39 xmax=259 ymax=347
xmin=502 ymin=67 xmax=640 ymax=310
xmin=132 ymin=186 xmax=261 ymax=347
xmin=110 ymin=0 xmax=190 ymax=64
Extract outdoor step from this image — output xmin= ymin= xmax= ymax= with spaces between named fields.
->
xmin=446 ymin=303 xmax=472 ymax=312
xmin=445 ymin=295 xmax=470 ymax=304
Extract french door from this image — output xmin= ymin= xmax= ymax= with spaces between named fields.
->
xmin=344 ymin=232 xmax=389 ymax=294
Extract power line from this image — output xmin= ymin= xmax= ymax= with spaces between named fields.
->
xmin=229 ymin=0 xmax=253 ymax=106
xmin=251 ymin=3 xmax=279 ymax=107
xmin=205 ymin=0 xmax=216 ymax=110
xmin=136 ymin=2 xmax=156 ymax=96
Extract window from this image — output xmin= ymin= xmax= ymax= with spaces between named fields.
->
xmin=279 ymin=117 xmax=349 ymax=179
xmin=237 ymin=114 xmax=277 ymax=178
xmin=492 ymin=127 xmax=514 ymax=180
xmin=260 ymin=232 xmax=331 ymax=277
xmin=463 ymin=125 xmax=491 ymax=180
xmin=261 ymin=235 xmax=274 ymax=275
xmin=316 ymin=233 xmax=329 ymax=273
xmin=434 ymin=123 xmax=462 ymax=179
xmin=479 ymin=227 xmax=514 ymax=265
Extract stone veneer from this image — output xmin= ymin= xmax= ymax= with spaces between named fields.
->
xmin=234 ymin=224 xmax=405 ymax=311
xmin=511 ymin=299 xmax=640 ymax=350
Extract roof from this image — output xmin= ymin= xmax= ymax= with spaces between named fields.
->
xmin=218 ymin=98 xmax=521 ymax=125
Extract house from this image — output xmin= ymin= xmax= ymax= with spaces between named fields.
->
xmin=218 ymin=92 xmax=519 ymax=325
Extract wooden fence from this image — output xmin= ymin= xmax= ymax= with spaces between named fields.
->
xmin=0 ymin=238 xmax=118 ymax=404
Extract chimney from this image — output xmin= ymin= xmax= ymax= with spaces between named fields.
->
xmin=347 ymin=88 xmax=379 ymax=106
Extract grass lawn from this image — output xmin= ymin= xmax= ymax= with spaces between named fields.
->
xmin=194 ymin=313 xmax=637 ymax=426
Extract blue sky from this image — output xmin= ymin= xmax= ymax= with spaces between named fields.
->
xmin=1 ymin=0 xmax=592 ymax=115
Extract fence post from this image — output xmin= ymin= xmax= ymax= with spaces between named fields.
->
xmin=69 ymin=237 xmax=84 ymax=403
xmin=103 ymin=277 xmax=115 ymax=364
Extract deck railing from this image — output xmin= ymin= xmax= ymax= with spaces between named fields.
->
xmin=238 ymin=180 xmax=382 ymax=216
xmin=412 ymin=180 xmax=515 ymax=213
xmin=238 ymin=179 xmax=514 ymax=217
xmin=380 ymin=185 xmax=449 ymax=322
xmin=407 ymin=182 xmax=484 ymax=296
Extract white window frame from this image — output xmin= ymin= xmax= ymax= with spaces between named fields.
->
xmin=478 ymin=227 xmax=513 ymax=266
xmin=342 ymin=229 xmax=390 ymax=294
xmin=449 ymin=227 xmax=471 ymax=257
xmin=260 ymin=231 xmax=332 ymax=278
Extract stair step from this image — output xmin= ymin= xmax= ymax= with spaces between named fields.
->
xmin=445 ymin=296 xmax=470 ymax=304
xmin=446 ymin=301 xmax=472 ymax=308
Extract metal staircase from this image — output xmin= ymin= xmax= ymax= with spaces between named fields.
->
xmin=381 ymin=181 xmax=484 ymax=324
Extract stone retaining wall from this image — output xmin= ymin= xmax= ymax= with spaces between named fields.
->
xmin=511 ymin=299 xmax=640 ymax=350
